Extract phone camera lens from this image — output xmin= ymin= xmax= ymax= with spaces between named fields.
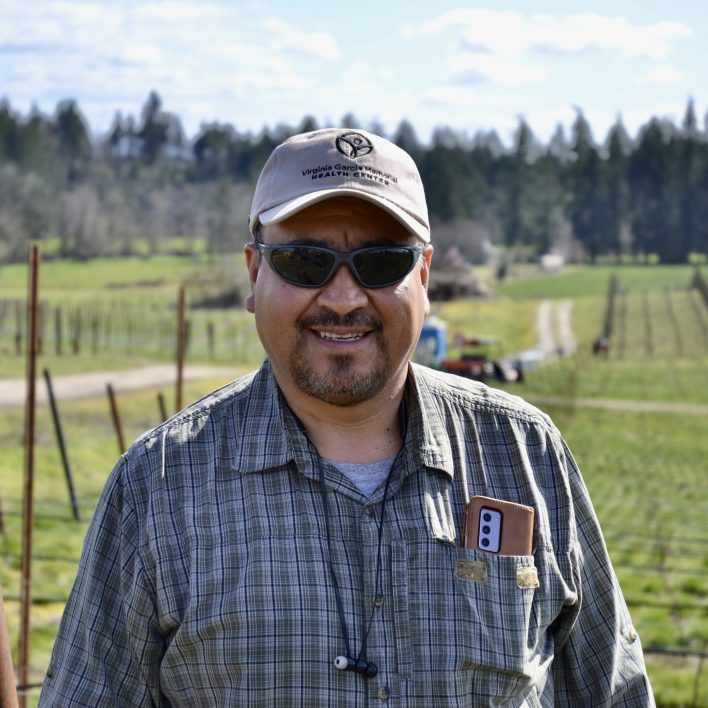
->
xmin=483 ymin=512 xmax=491 ymax=522
xmin=482 ymin=525 xmax=490 ymax=534
xmin=481 ymin=538 xmax=490 ymax=547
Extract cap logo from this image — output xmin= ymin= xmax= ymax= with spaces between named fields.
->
xmin=335 ymin=131 xmax=374 ymax=159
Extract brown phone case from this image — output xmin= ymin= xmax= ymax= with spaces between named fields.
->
xmin=463 ymin=495 xmax=535 ymax=555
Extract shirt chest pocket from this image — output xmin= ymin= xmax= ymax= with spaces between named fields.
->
xmin=453 ymin=550 xmax=538 ymax=676
xmin=403 ymin=543 xmax=541 ymax=701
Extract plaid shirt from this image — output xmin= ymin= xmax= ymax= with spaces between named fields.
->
xmin=40 ymin=361 xmax=654 ymax=707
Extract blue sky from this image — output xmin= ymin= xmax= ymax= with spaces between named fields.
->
xmin=1 ymin=0 xmax=706 ymax=146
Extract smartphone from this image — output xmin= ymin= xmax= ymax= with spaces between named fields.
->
xmin=463 ymin=495 xmax=535 ymax=555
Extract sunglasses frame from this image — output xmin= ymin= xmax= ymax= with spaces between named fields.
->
xmin=251 ymin=243 xmax=424 ymax=289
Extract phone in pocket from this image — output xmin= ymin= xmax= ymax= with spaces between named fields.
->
xmin=463 ymin=496 xmax=535 ymax=555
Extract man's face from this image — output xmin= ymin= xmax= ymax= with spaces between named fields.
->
xmin=245 ymin=197 xmax=433 ymax=408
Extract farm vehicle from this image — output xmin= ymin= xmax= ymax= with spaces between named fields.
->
xmin=439 ymin=335 xmax=522 ymax=384
xmin=415 ymin=317 xmax=524 ymax=384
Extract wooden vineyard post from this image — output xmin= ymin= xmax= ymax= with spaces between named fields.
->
xmin=157 ymin=392 xmax=169 ymax=422
xmin=107 ymin=384 xmax=126 ymax=455
xmin=43 ymin=369 xmax=81 ymax=521
xmin=18 ymin=245 xmax=40 ymax=708
xmin=176 ymin=286 xmax=186 ymax=413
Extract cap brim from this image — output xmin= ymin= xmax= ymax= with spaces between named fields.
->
xmin=256 ymin=188 xmax=430 ymax=243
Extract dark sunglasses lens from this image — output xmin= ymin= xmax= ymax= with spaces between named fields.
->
xmin=353 ymin=248 xmax=416 ymax=287
xmin=269 ymin=247 xmax=334 ymax=286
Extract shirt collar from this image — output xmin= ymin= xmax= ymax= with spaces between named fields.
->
xmin=234 ymin=360 xmax=329 ymax=477
xmin=404 ymin=364 xmax=455 ymax=480
xmin=235 ymin=360 xmax=455 ymax=481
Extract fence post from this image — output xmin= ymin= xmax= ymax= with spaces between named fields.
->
xmin=157 ymin=392 xmax=169 ymax=422
xmin=19 ymin=245 xmax=40 ymax=708
xmin=176 ymin=286 xmax=186 ymax=412
xmin=54 ymin=306 xmax=62 ymax=356
xmin=43 ymin=369 xmax=81 ymax=521
xmin=207 ymin=321 xmax=215 ymax=359
xmin=107 ymin=384 xmax=126 ymax=454
xmin=14 ymin=300 xmax=22 ymax=355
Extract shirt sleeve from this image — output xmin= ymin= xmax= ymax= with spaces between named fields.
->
xmin=552 ymin=441 xmax=656 ymax=707
xmin=39 ymin=457 xmax=163 ymax=707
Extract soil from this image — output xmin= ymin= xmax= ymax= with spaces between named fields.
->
xmin=0 ymin=365 xmax=238 ymax=410
xmin=2 ymin=363 xmax=706 ymax=415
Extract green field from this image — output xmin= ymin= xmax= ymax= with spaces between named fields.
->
xmin=0 ymin=252 xmax=264 ymax=377
xmin=494 ymin=263 xmax=698 ymax=299
xmin=0 ymin=256 xmax=707 ymax=706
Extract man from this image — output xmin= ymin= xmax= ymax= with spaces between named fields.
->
xmin=40 ymin=128 xmax=654 ymax=706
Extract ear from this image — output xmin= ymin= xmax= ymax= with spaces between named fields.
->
xmin=419 ymin=244 xmax=433 ymax=316
xmin=419 ymin=244 xmax=434 ymax=290
xmin=244 ymin=243 xmax=260 ymax=313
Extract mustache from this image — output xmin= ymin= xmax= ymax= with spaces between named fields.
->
xmin=299 ymin=310 xmax=382 ymax=331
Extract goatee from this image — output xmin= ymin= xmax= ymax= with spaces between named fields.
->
xmin=290 ymin=311 xmax=389 ymax=406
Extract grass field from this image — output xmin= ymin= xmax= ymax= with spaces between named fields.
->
xmin=0 ymin=255 xmax=706 ymax=706
xmin=495 ymin=263 xmax=698 ymax=299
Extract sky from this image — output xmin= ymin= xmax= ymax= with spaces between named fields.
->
xmin=1 ymin=0 xmax=706 ymax=146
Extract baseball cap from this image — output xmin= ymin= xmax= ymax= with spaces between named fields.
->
xmin=249 ymin=128 xmax=430 ymax=242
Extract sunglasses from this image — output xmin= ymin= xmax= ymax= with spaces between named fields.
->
xmin=252 ymin=243 xmax=423 ymax=289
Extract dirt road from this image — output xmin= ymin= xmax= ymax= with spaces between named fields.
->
xmin=2 ymin=364 xmax=706 ymax=416
xmin=0 ymin=365 xmax=239 ymax=410
xmin=536 ymin=299 xmax=577 ymax=359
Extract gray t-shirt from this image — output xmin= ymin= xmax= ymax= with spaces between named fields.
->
xmin=328 ymin=455 xmax=398 ymax=498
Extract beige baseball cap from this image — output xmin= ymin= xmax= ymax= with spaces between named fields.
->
xmin=249 ymin=128 xmax=430 ymax=242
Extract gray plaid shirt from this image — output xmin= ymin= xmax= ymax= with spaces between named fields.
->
xmin=40 ymin=361 xmax=654 ymax=706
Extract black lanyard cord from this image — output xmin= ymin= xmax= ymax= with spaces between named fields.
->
xmin=315 ymin=399 xmax=408 ymax=678
xmin=318 ymin=455 xmax=354 ymax=659
xmin=357 ymin=464 xmax=395 ymax=663
xmin=317 ymin=451 xmax=395 ymax=677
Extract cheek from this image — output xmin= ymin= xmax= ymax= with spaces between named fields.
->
xmin=391 ymin=280 xmax=429 ymax=319
xmin=252 ymin=277 xmax=309 ymax=341
xmin=382 ymin=284 xmax=428 ymax=346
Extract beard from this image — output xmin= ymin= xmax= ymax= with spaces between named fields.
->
xmin=289 ymin=311 xmax=391 ymax=406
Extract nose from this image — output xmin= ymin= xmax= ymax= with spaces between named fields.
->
xmin=316 ymin=263 xmax=369 ymax=314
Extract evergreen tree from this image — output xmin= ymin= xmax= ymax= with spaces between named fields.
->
xmin=392 ymin=119 xmax=421 ymax=158
xmin=53 ymin=99 xmax=92 ymax=185
xmin=136 ymin=91 xmax=185 ymax=166
xmin=18 ymin=108 xmax=54 ymax=176
xmin=192 ymin=123 xmax=235 ymax=180
xmin=674 ymin=98 xmax=707 ymax=260
xmin=604 ymin=118 xmax=632 ymax=258
xmin=0 ymin=101 xmax=22 ymax=163
xmin=568 ymin=110 xmax=607 ymax=261
xmin=628 ymin=120 xmax=676 ymax=260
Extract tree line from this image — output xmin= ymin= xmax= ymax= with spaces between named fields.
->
xmin=0 ymin=91 xmax=706 ymax=264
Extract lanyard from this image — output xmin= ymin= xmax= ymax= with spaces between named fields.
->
xmin=315 ymin=400 xmax=407 ymax=679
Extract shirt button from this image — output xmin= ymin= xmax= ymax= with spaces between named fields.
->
xmin=373 ymin=594 xmax=384 ymax=607
xmin=377 ymin=686 xmax=390 ymax=701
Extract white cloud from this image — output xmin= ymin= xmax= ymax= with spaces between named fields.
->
xmin=402 ymin=9 xmax=694 ymax=96
xmin=403 ymin=10 xmax=692 ymax=60
xmin=531 ymin=15 xmax=692 ymax=61
xmin=263 ymin=18 xmax=340 ymax=61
